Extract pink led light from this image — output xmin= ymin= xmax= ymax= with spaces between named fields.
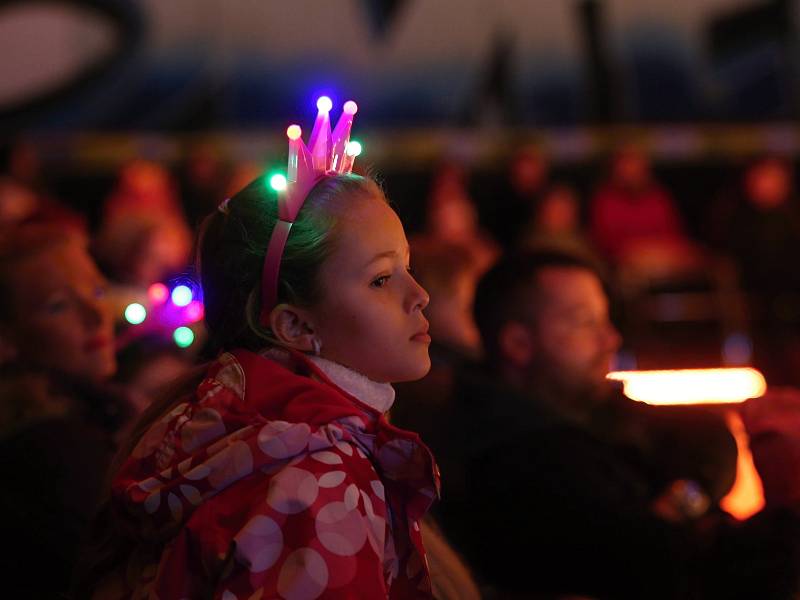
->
xmin=185 ymin=301 xmax=205 ymax=323
xmin=147 ymin=282 xmax=169 ymax=305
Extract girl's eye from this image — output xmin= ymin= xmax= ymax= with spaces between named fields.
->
xmin=371 ymin=275 xmax=390 ymax=288
xmin=94 ymin=285 xmax=107 ymax=300
xmin=44 ymin=297 xmax=70 ymax=314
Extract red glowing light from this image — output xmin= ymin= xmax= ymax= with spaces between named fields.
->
xmin=148 ymin=282 xmax=169 ymax=305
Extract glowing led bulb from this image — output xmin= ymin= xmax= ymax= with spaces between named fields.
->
xmin=345 ymin=140 xmax=362 ymax=157
xmin=286 ymin=124 xmax=302 ymax=140
xmin=185 ymin=300 xmax=205 ymax=323
xmin=147 ymin=282 xmax=169 ymax=304
xmin=270 ymin=173 xmax=288 ymax=192
xmin=343 ymin=100 xmax=358 ymax=115
xmin=316 ymin=96 xmax=332 ymax=112
xmin=173 ymin=326 xmax=195 ymax=348
xmin=171 ymin=285 xmax=193 ymax=307
xmin=124 ymin=302 xmax=147 ymax=325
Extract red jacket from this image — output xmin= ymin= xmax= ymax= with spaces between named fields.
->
xmin=109 ymin=348 xmax=440 ymax=599
xmin=589 ymin=182 xmax=686 ymax=262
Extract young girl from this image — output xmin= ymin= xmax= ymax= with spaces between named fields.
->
xmin=88 ymin=100 xmax=444 ymax=599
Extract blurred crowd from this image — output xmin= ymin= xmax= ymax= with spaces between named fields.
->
xmin=3 ymin=134 xmax=800 ymax=599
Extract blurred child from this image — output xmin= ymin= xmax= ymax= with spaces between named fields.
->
xmin=0 ymin=223 xmax=135 ymax=597
xmin=95 ymin=160 xmax=192 ymax=287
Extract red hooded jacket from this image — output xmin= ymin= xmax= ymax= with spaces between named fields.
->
xmin=106 ymin=348 xmax=440 ymax=599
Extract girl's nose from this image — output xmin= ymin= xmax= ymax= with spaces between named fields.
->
xmin=406 ymin=273 xmax=430 ymax=313
xmin=80 ymin=294 xmax=109 ymax=329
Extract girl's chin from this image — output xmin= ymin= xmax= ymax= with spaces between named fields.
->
xmin=391 ymin=358 xmax=432 ymax=384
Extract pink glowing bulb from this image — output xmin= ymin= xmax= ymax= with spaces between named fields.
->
xmin=148 ymin=282 xmax=169 ymax=305
xmin=185 ymin=301 xmax=205 ymax=323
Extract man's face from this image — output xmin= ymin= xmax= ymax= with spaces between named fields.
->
xmin=526 ymin=267 xmax=621 ymax=398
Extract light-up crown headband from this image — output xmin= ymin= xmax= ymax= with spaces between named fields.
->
xmin=259 ymin=96 xmax=362 ymax=326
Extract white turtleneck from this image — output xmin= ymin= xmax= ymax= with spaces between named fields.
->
xmin=308 ymin=355 xmax=395 ymax=414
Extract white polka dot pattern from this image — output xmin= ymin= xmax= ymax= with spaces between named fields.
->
xmin=277 ymin=548 xmax=328 ymax=600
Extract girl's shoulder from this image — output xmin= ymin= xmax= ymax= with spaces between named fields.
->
xmin=201 ymin=348 xmax=374 ymax=429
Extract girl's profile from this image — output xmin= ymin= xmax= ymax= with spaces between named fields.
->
xmin=83 ymin=98 xmax=443 ymax=600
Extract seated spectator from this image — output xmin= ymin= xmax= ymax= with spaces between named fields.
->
xmin=520 ymin=182 xmax=599 ymax=263
xmin=0 ymin=138 xmax=87 ymax=234
xmin=486 ymin=144 xmax=551 ymax=251
xmin=425 ymin=160 xmax=499 ymax=272
xmin=436 ymin=249 xmax=800 ymax=599
xmin=590 ymin=143 xmax=702 ymax=282
xmin=94 ymin=160 xmax=192 ymax=287
xmin=0 ymin=223 xmax=136 ymax=597
xmin=407 ymin=236 xmax=485 ymax=359
xmin=392 ymin=236 xmax=487 ymax=467
xmin=712 ymin=156 xmax=800 ymax=296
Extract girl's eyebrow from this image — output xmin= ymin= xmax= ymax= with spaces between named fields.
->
xmin=362 ymin=246 xmax=410 ymax=269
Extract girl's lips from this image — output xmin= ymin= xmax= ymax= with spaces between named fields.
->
xmin=84 ymin=335 xmax=111 ymax=352
xmin=411 ymin=332 xmax=432 ymax=343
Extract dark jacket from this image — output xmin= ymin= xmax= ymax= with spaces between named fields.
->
xmin=430 ymin=366 xmax=800 ymax=599
xmin=0 ymin=372 xmax=135 ymax=599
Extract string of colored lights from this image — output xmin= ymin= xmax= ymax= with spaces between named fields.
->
xmin=119 ymin=281 xmax=203 ymax=349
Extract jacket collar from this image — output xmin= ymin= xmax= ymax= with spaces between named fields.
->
xmin=307 ymin=355 xmax=395 ymax=414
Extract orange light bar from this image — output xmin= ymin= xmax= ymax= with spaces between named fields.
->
xmin=607 ymin=368 xmax=767 ymax=405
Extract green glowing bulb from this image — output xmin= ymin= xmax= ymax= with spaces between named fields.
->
xmin=124 ymin=302 xmax=147 ymax=325
xmin=173 ymin=326 xmax=195 ymax=348
xmin=346 ymin=140 xmax=362 ymax=157
xmin=270 ymin=173 xmax=288 ymax=192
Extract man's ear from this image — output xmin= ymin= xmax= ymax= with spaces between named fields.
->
xmin=498 ymin=321 xmax=534 ymax=368
xmin=268 ymin=303 xmax=317 ymax=352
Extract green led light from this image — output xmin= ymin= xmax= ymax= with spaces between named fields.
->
xmin=173 ymin=326 xmax=195 ymax=348
xmin=124 ymin=302 xmax=147 ymax=325
xmin=270 ymin=173 xmax=287 ymax=192
xmin=345 ymin=140 xmax=362 ymax=157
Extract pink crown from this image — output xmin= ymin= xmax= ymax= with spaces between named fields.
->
xmin=259 ymin=96 xmax=361 ymax=326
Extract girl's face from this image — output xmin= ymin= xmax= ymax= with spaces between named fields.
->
xmin=1 ymin=240 xmax=116 ymax=382
xmin=310 ymin=194 xmax=431 ymax=383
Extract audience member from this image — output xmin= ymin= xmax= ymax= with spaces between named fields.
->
xmin=392 ymin=236 xmax=488 ymax=467
xmin=436 ymin=249 xmax=800 ymax=599
xmin=712 ymin=156 xmax=800 ymax=297
xmin=486 ymin=144 xmax=551 ymax=250
xmin=94 ymin=160 xmax=192 ymax=287
xmin=589 ymin=143 xmax=702 ymax=281
xmin=519 ymin=182 xmax=599 ymax=263
xmin=0 ymin=224 xmax=136 ymax=598
xmin=0 ymin=139 xmax=87 ymax=233
xmin=424 ymin=160 xmax=499 ymax=272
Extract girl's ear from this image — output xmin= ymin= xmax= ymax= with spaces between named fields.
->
xmin=269 ymin=303 xmax=317 ymax=352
